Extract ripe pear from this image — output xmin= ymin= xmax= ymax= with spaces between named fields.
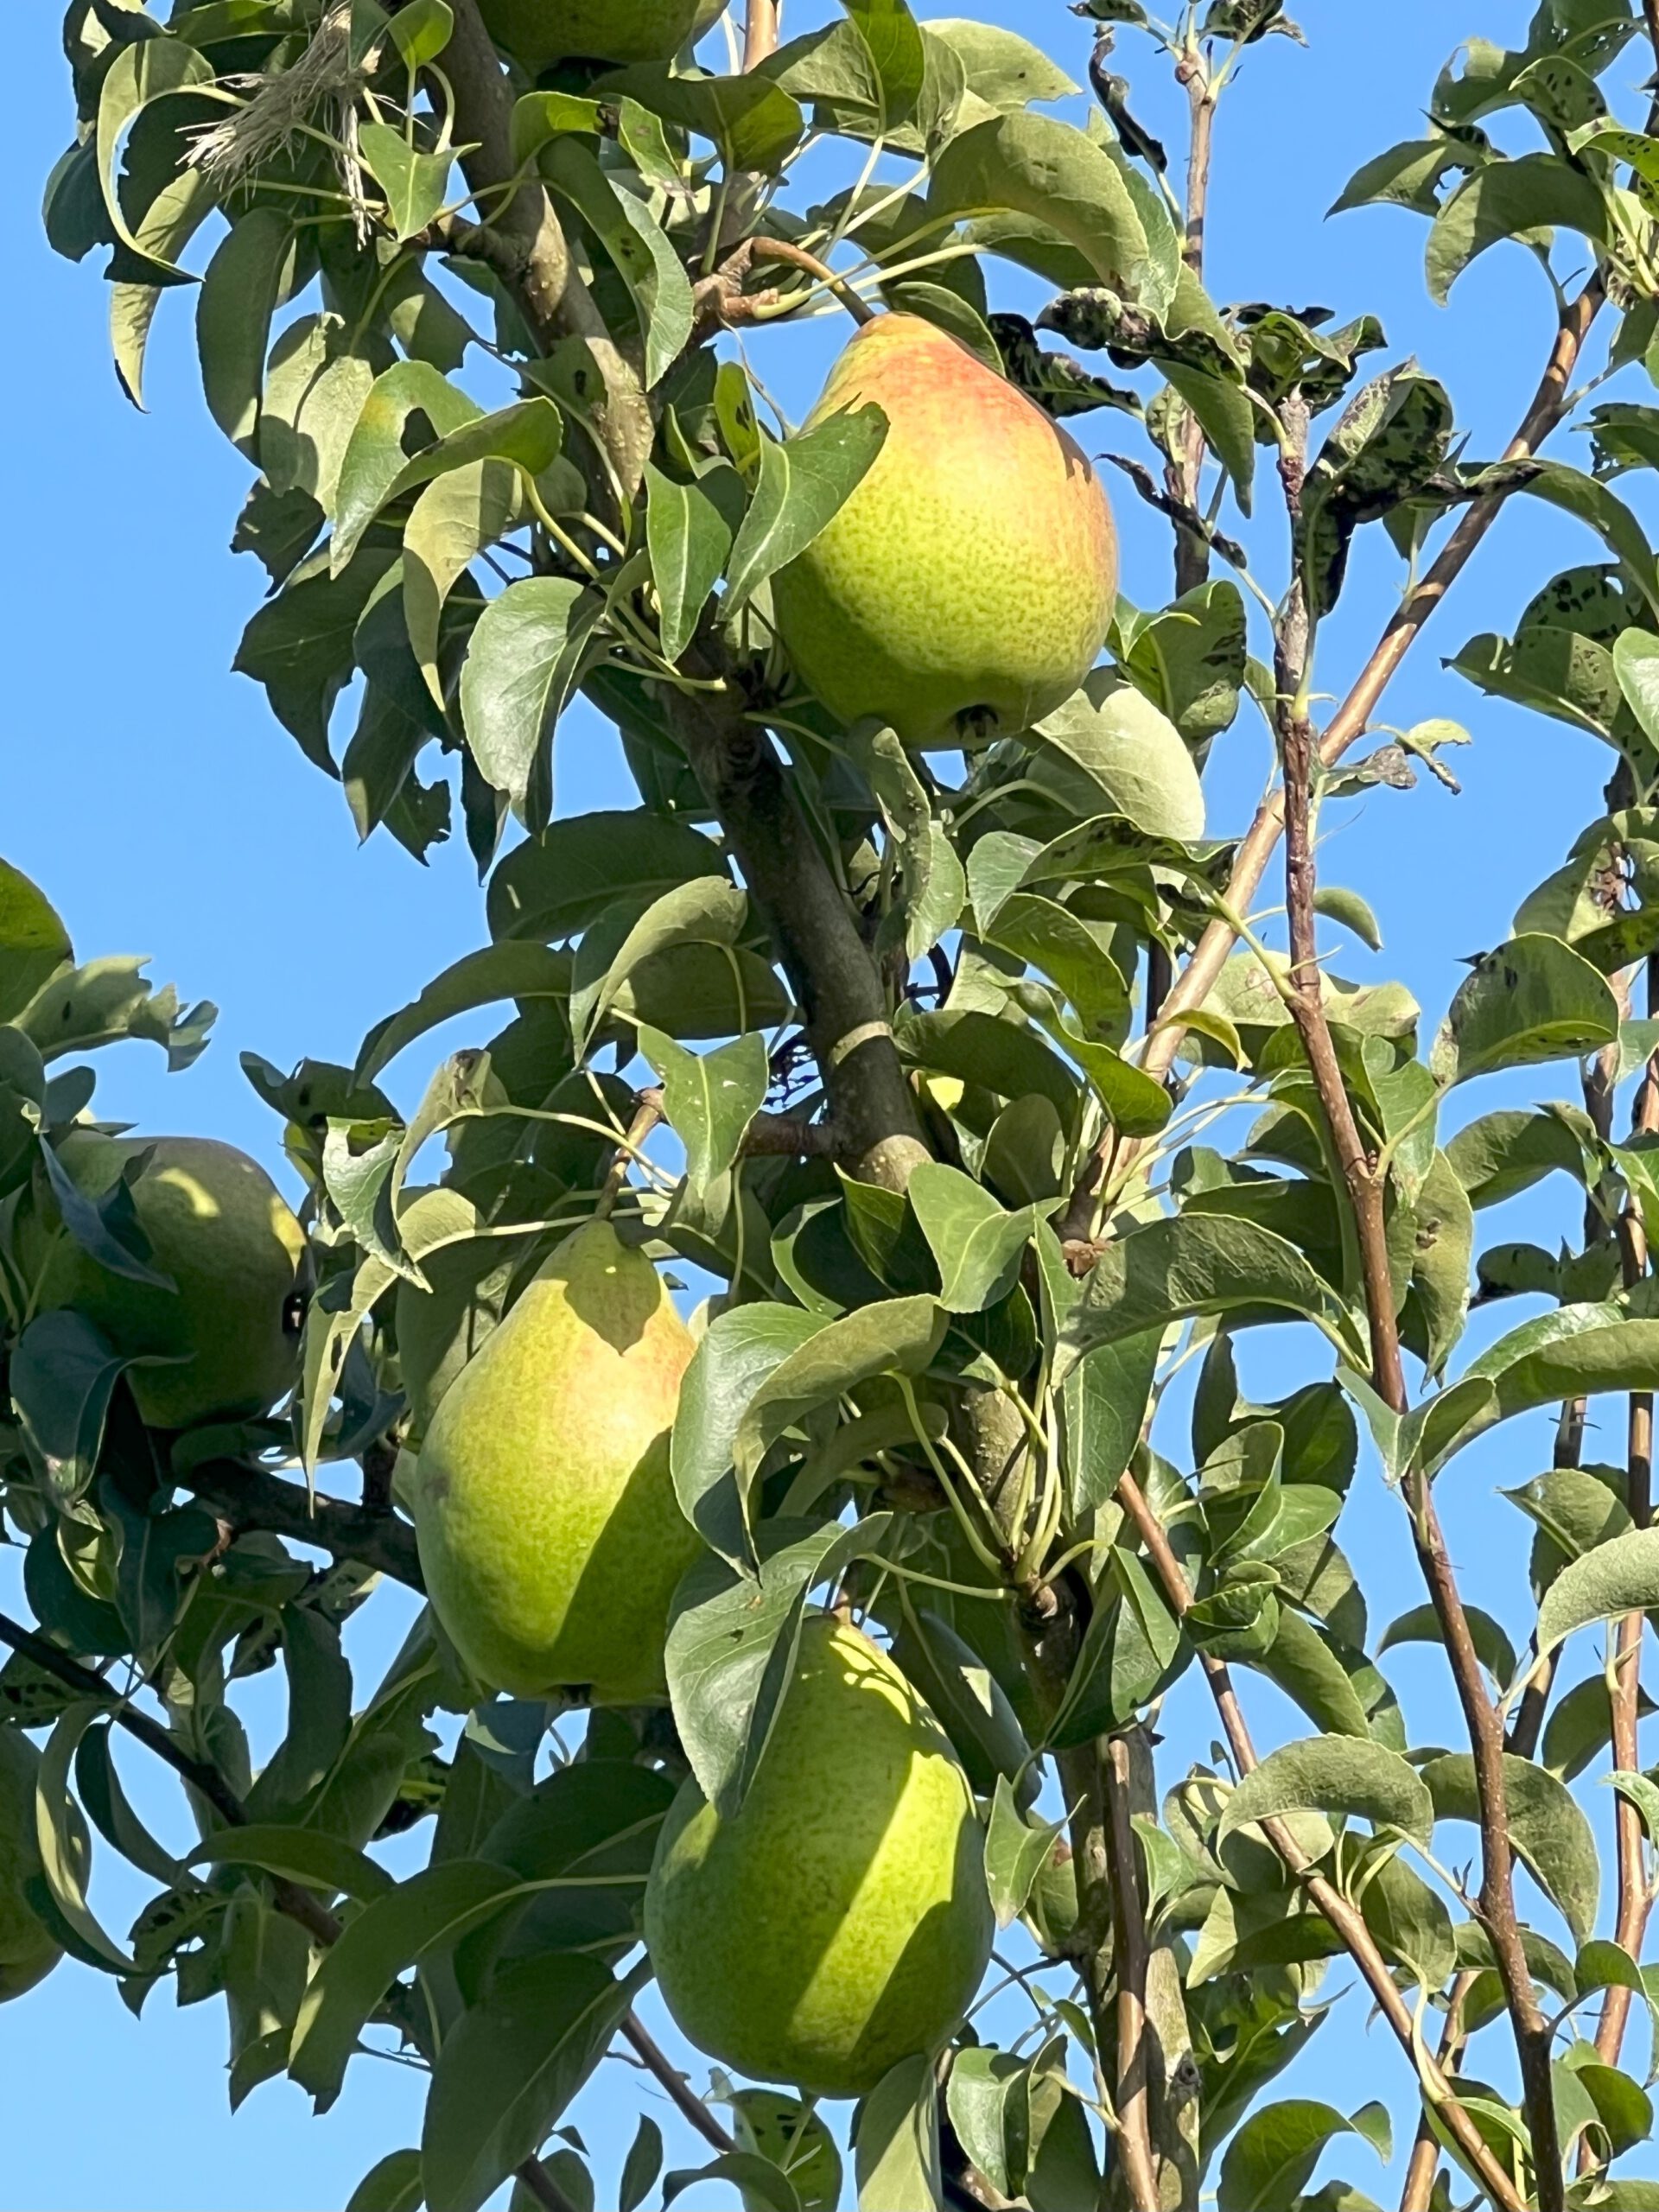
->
xmin=413 ymin=1219 xmax=701 ymax=1703
xmin=0 ymin=1732 xmax=62 ymax=2003
xmin=645 ymin=1617 xmax=993 ymax=2097
xmin=772 ymin=314 xmax=1118 ymax=750
xmin=24 ymin=1134 xmax=305 ymax=1431
xmin=479 ymin=0 xmax=726 ymax=73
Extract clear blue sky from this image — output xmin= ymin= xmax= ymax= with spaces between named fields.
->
xmin=6 ymin=2 xmax=1655 ymax=2205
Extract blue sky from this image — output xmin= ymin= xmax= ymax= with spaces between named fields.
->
xmin=7 ymin=1 xmax=1658 ymax=2205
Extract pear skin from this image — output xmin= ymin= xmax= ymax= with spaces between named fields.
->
xmin=772 ymin=313 xmax=1118 ymax=750
xmin=645 ymin=1617 xmax=993 ymax=2097
xmin=0 ymin=1731 xmax=62 ymax=2003
xmin=413 ymin=1220 xmax=701 ymax=1703
xmin=479 ymin=0 xmax=726 ymax=73
xmin=25 ymin=1135 xmax=305 ymax=1431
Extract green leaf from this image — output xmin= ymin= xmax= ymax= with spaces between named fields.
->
xmin=289 ymin=1859 xmax=530 ymax=2101
xmin=908 ymin=1164 xmax=1035 ymax=1313
xmin=570 ymin=877 xmax=753 ymax=1052
xmin=924 ymin=18 xmax=1077 ymax=110
xmin=619 ymin=2119 xmax=664 ymax=2212
xmin=191 ymin=1827 xmax=393 ymax=1902
xmin=1218 ymin=1737 xmax=1433 ymax=1852
xmin=510 ymin=91 xmax=605 ymax=164
xmin=664 ymin=2155 xmax=800 ymax=2212
xmin=984 ymin=1775 xmax=1064 ymax=1929
xmin=357 ymin=121 xmax=452 ymax=243
xmin=1447 ymin=1106 xmax=1594 ymax=1209
xmin=1032 ymin=671 xmax=1207 ymax=842
xmin=639 ymin=1027 xmax=768 ymax=1198
xmin=928 ymin=112 xmax=1166 ymax=312
xmin=1427 ymin=153 xmax=1611 ymax=304
xmin=94 ymin=35 xmax=213 ymax=270
xmin=0 ymin=862 xmax=73 ymax=1023
xmin=346 ymin=2151 xmax=424 ymax=2212
xmin=665 ymin=1521 xmax=892 ymax=1817
xmin=196 ymin=208 xmax=293 ymax=452
xmin=598 ymin=62 xmax=806 ymax=175
xmin=1423 ymin=1752 xmax=1599 ymax=1944
xmin=671 ymin=1306 xmax=823 ymax=1560
xmin=404 ymin=460 xmax=525 ymax=709
xmin=423 ymin=1955 xmax=639 ymax=2212
xmin=1061 ymin=1213 xmax=1364 ymax=1371
xmin=388 ymin=0 xmax=452 ymax=65
xmin=729 ymin=2093 xmax=842 ymax=2212
xmin=488 ymin=810 xmax=725 ymax=944
xmin=645 ymin=463 xmax=740 ymax=662
xmin=1473 ymin=1312 xmax=1659 ymax=1430
xmin=540 ymin=139 xmax=693 ymax=387
xmin=1429 ymin=934 xmax=1620 ymax=1086
xmin=1378 ymin=1604 xmax=1516 ymax=1687
xmin=1538 ymin=1525 xmax=1659 ymax=1657
xmin=10 ymin=1312 xmax=138 ymax=1509
xmin=844 ymin=0 xmax=927 ymax=127
xmin=1218 ymin=2101 xmax=1388 ymax=2212
xmin=36 ymin=1705 xmax=129 ymax=1971
xmin=355 ymin=942 xmax=570 ymax=1082
xmin=734 ymin=1298 xmax=945 ymax=1486
xmin=1313 ymin=885 xmax=1383 ymax=952
xmin=855 ymin=2054 xmax=943 ymax=2212
xmin=261 ymin=314 xmax=381 ymax=518
xmin=460 ymin=577 xmax=603 ymax=822
xmin=726 ymin=406 xmax=889 ymax=613
xmin=332 ymin=360 xmax=484 ymax=573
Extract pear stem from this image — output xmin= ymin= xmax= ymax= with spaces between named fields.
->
xmin=594 ymin=1095 xmax=666 ymax=1222
xmin=750 ymin=238 xmax=877 ymax=327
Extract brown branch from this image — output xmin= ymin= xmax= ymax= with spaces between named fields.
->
xmin=179 ymin=1459 xmax=423 ymax=1591
xmin=750 ymin=237 xmax=876 ymax=325
xmin=620 ymin=2014 xmax=737 ymax=2155
xmin=1274 ymin=520 xmax=1562 ymax=2193
xmin=1138 ymin=273 xmax=1605 ymax=1087
xmin=1112 ymin=1478 xmax=1529 ymax=2212
xmin=1103 ymin=1739 xmax=1160 ymax=2212
xmin=1592 ymin=1057 xmax=1659 ymax=2085
xmin=442 ymin=0 xmax=651 ymax=493
xmin=1171 ymin=39 xmax=1216 ymax=594
xmin=743 ymin=0 xmax=781 ymax=70
xmin=669 ymin=671 xmax=930 ymax=1192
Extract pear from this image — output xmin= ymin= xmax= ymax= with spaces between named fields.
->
xmin=772 ymin=314 xmax=1118 ymax=750
xmin=645 ymin=1617 xmax=993 ymax=2097
xmin=0 ymin=1731 xmax=62 ymax=2003
xmin=479 ymin=0 xmax=726 ymax=73
xmin=24 ymin=1134 xmax=305 ymax=1431
xmin=413 ymin=1220 xmax=701 ymax=1703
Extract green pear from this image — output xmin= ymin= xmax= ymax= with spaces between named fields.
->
xmin=772 ymin=314 xmax=1118 ymax=750
xmin=24 ymin=1134 xmax=305 ymax=1431
xmin=479 ymin=0 xmax=727 ymax=73
xmin=413 ymin=1220 xmax=702 ymax=1703
xmin=0 ymin=1732 xmax=62 ymax=2003
xmin=645 ymin=1617 xmax=993 ymax=2097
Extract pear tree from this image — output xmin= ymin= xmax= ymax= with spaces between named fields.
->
xmin=16 ymin=1 xmax=1659 ymax=2208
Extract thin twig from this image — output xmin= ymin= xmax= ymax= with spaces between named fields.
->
xmin=1139 ymin=275 xmax=1605 ymax=1082
xmin=750 ymin=237 xmax=877 ymax=326
xmin=620 ymin=2014 xmax=737 ymax=2153
xmin=1272 ymin=423 xmax=1563 ymax=2192
xmin=1172 ymin=35 xmax=1216 ymax=594
xmin=1592 ymin=1057 xmax=1659 ymax=2081
xmin=595 ymin=1095 xmax=666 ymax=1221
xmin=1112 ymin=1480 xmax=1529 ymax=2212
xmin=1103 ymin=1739 xmax=1160 ymax=2212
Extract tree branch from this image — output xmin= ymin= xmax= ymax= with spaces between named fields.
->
xmin=1111 ymin=1479 xmax=1529 ymax=2212
xmin=743 ymin=0 xmax=782 ymax=70
xmin=180 ymin=1459 xmax=423 ymax=1591
xmin=620 ymin=2014 xmax=737 ymax=2155
xmin=1103 ymin=1739 xmax=1160 ymax=2212
xmin=1141 ymin=272 xmax=1605 ymax=1084
xmin=1272 ymin=450 xmax=1563 ymax=2195
xmin=441 ymin=0 xmax=652 ymax=494
xmin=669 ymin=676 xmax=929 ymax=1190
xmin=1171 ymin=35 xmax=1216 ymax=595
